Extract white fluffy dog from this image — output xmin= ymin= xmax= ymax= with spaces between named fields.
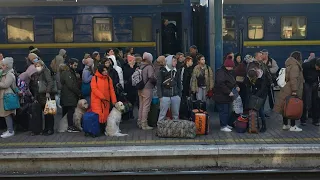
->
xmin=105 ymin=101 xmax=128 ymax=137
xmin=73 ymin=99 xmax=89 ymax=131
xmin=58 ymin=99 xmax=88 ymax=133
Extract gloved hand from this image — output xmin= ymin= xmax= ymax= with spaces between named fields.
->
xmin=46 ymin=93 xmax=50 ymax=98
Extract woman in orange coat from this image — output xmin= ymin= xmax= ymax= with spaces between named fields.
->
xmin=91 ymin=64 xmax=117 ymax=133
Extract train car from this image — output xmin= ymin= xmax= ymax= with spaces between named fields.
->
xmin=0 ymin=0 xmax=192 ymax=72
xmin=223 ymin=0 xmax=320 ymax=67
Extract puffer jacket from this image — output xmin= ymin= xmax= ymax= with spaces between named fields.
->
xmin=37 ymin=68 xmax=55 ymax=105
xmin=108 ymin=55 xmax=124 ymax=88
xmin=60 ymin=65 xmax=81 ymax=107
xmin=91 ymin=71 xmax=117 ymax=123
xmin=157 ymin=66 xmax=182 ymax=98
xmin=213 ymin=66 xmax=237 ymax=103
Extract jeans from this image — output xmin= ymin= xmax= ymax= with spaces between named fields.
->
xmin=158 ymin=96 xmax=181 ymax=121
xmin=216 ymin=103 xmax=231 ymax=128
xmin=268 ymin=88 xmax=274 ymax=109
xmin=283 ymin=118 xmax=296 ymax=127
xmin=196 ymin=87 xmax=207 ymax=102
xmin=62 ymin=106 xmax=76 ymax=127
xmin=5 ymin=115 xmax=13 ymax=133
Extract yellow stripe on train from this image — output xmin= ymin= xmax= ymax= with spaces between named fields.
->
xmin=0 ymin=42 xmax=156 ymax=49
xmin=244 ymin=40 xmax=320 ymax=46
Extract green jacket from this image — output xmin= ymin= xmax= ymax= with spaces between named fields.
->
xmin=60 ymin=66 xmax=81 ymax=107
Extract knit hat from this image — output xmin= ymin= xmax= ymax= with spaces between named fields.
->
xmin=224 ymin=56 xmax=235 ymax=68
xmin=86 ymin=58 xmax=94 ymax=67
xmin=3 ymin=57 xmax=14 ymax=70
xmin=127 ymin=55 xmax=135 ymax=63
xmin=143 ymin=52 xmax=153 ymax=63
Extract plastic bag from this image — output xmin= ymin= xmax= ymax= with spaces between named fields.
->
xmin=233 ymin=96 xmax=243 ymax=114
xmin=44 ymin=98 xmax=57 ymax=115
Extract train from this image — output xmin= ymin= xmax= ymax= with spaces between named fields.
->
xmin=0 ymin=0 xmax=319 ymax=72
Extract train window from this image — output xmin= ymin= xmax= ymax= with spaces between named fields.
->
xmin=133 ymin=17 xmax=152 ymax=41
xmin=7 ymin=18 xmax=34 ymax=43
xmin=248 ymin=17 xmax=264 ymax=40
xmin=281 ymin=16 xmax=306 ymax=39
xmin=223 ymin=17 xmax=235 ymax=41
xmin=54 ymin=18 xmax=73 ymax=42
xmin=93 ymin=18 xmax=113 ymax=42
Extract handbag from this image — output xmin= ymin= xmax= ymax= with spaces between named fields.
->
xmin=247 ymin=95 xmax=264 ymax=111
xmin=4 ymin=87 xmax=20 ymax=111
xmin=283 ymin=96 xmax=303 ymax=119
xmin=43 ymin=98 xmax=57 ymax=115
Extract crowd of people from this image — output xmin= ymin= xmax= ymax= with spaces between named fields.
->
xmin=0 ymin=45 xmax=318 ymax=138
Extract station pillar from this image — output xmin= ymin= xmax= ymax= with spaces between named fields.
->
xmin=208 ymin=0 xmax=223 ymax=72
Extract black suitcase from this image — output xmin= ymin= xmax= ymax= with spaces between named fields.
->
xmin=15 ymin=103 xmax=32 ymax=132
xmin=29 ymin=102 xmax=43 ymax=134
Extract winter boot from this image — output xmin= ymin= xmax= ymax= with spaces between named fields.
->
xmin=141 ymin=120 xmax=153 ymax=130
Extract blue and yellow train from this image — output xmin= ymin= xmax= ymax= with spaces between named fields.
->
xmin=0 ymin=0 xmax=319 ymax=71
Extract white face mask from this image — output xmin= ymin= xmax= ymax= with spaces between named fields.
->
xmin=36 ymin=67 xmax=43 ymax=72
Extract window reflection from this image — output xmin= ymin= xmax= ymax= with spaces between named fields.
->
xmin=248 ymin=17 xmax=264 ymax=40
xmin=223 ymin=17 xmax=235 ymax=41
xmin=133 ymin=17 xmax=152 ymax=41
xmin=54 ymin=18 xmax=73 ymax=42
xmin=7 ymin=18 xmax=34 ymax=43
xmin=281 ymin=17 xmax=306 ymax=39
xmin=93 ymin=18 xmax=113 ymax=42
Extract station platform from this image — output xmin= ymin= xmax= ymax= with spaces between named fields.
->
xmin=0 ymin=109 xmax=319 ymax=149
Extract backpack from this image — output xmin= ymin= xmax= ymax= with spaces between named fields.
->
xmin=276 ymin=68 xmax=286 ymax=88
xmin=131 ymin=65 xmax=150 ymax=90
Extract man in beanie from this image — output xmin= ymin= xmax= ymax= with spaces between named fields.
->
xmin=0 ymin=57 xmax=16 ymax=138
xmin=157 ymin=55 xmax=182 ymax=121
xmin=213 ymin=55 xmax=239 ymax=132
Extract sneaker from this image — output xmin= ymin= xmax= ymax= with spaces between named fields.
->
xmin=289 ymin=126 xmax=302 ymax=132
xmin=1 ymin=130 xmax=8 ymax=135
xmin=1 ymin=131 xmax=14 ymax=138
xmin=282 ymin=125 xmax=290 ymax=130
xmin=220 ymin=127 xmax=232 ymax=132
xmin=227 ymin=125 xmax=233 ymax=129
xmin=67 ymin=126 xmax=80 ymax=133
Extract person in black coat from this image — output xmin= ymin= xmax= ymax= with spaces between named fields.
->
xmin=179 ymin=56 xmax=193 ymax=119
xmin=213 ymin=56 xmax=239 ymax=132
xmin=245 ymin=67 xmax=268 ymax=132
xmin=301 ymin=58 xmax=320 ymax=126
xmin=122 ymin=55 xmax=138 ymax=119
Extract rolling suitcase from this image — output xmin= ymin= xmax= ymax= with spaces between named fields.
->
xmin=190 ymin=109 xmax=209 ymax=135
xmin=248 ymin=109 xmax=259 ymax=134
xmin=82 ymin=112 xmax=100 ymax=137
xmin=234 ymin=115 xmax=248 ymax=133
xmin=29 ymin=102 xmax=43 ymax=134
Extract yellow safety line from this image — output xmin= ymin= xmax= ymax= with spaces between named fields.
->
xmin=244 ymin=40 xmax=320 ymax=46
xmin=0 ymin=42 xmax=156 ymax=49
xmin=0 ymin=137 xmax=318 ymax=147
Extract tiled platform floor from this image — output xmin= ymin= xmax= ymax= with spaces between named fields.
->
xmin=0 ymin=108 xmax=319 ymax=148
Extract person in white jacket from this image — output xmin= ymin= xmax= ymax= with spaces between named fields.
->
xmin=108 ymin=55 xmax=124 ymax=88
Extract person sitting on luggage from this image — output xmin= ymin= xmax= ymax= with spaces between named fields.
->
xmin=60 ymin=58 xmax=82 ymax=133
xmin=91 ymin=64 xmax=117 ymax=134
xmin=191 ymin=55 xmax=214 ymax=102
xmin=34 ymin=60 xmax=56 ymax=136
xmin=245 ymin=67 xmax=268 ymax=133
xmin=213 ymin=55 xmax=239 ymax=132
xmin=157 ymin=55 xmax=182 ymax=121
xmin=274 ymin=51 xmax=304 ymax=132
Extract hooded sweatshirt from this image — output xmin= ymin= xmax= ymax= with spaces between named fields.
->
xmin=157 ymin=55 xmax=181 ymax=98
xmin=140 ymin=53 xmax=156 ymax=90
xmin=82 ymin=58 xmax=94 ymax=84
xmin=108 ymin=55 xmax=124 ymax=88
xmin=51 ymin=49 xmax=66 ymax=73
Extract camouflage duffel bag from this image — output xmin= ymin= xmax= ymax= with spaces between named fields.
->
xmin=156 ymin=120 xmax=196 ymax=138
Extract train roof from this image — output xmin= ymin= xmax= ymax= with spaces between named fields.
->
xmin=224 ymin=0 xmax=320 ymax=4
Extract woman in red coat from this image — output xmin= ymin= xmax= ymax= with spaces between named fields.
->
xmin=91 ymin=64 xmax=117 ymax=133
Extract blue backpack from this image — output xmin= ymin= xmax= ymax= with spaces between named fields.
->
xmin=82 ymin=112 xmax=100 ymax=137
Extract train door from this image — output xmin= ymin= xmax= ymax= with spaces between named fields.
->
xmin=191 ymin=4 xmax=206 ymax=56
xmin=223 ymin=16 xmax=238 ymax=54
xmin=160 ymin=13 xmax=183 ymax=55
